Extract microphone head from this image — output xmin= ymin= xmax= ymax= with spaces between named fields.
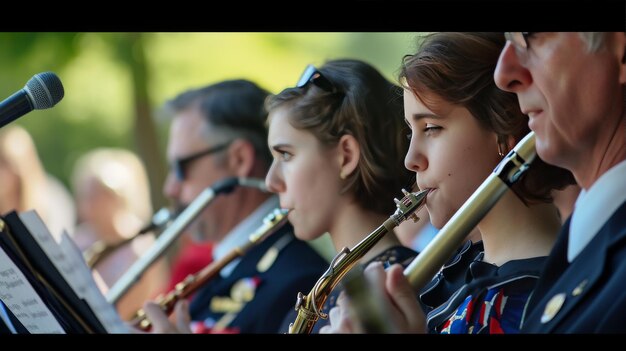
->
xmin=24 ymin=72 xmax=64 ymax=110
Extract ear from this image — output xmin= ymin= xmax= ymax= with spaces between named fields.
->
xmin=227 ymin=139 xmax=255 ymax=178
xmin=337 ymin=134 xmax=360 ymax=179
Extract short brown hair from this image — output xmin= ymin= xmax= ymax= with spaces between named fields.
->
xmin=400 ymin=32 xmax=574 ymax=204
xmin=166 ymin=79 xmax=272 ymax=169
xmin=266 ymin=59 xmax=413 ymax=215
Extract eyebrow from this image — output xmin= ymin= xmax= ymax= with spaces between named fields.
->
xmin=271 ymin=144 xmax=291 ymax=152
xmin=411 ymin=113 xmax=442 ymax=121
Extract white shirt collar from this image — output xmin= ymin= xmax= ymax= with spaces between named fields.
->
xmin=213 ymin=196 xmax=280 ymax=278
xmin=568 ymin=159 xmax=626 ymax=262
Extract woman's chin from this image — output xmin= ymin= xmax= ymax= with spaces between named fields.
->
xmin=293 ymin=228 xmax=319 ymax=242
xmin=428 ymin=211 xmax=447 ymax=230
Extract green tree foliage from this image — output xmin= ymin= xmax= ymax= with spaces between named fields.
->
xmin=0 ymin=32 xmax=417 ymax=211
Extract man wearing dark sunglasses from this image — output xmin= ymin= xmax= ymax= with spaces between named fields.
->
xmin=143 ymin=79 xmax=328 ymax=333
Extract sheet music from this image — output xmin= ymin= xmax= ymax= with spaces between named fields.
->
xmin=19 ymin=211 xmax=129 ymax=333
xmin=58 ymin=231 xmax=129 ymax=333
xmin=0 ymin=248 xmax=65 ymax=333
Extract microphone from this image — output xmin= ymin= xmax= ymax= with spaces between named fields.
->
xmin=0 ymin=72 xmax=64 ymax=128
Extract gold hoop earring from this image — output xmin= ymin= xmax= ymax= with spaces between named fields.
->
xmin=498 ymin=142 xmax=507 ymax=157
xmin=340 ymin=172 xmax=346 ymax=180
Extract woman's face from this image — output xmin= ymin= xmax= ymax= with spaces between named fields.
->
xmin=403 ymin=89 xmax=502 ymax=229
xmin=265 ymin=106 xmax=343 ymax=241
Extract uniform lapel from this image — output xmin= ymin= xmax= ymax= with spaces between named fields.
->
xmin=536 ymin=206 xmax=626 ymax=332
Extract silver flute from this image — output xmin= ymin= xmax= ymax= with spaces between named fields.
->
xmin=105 ymin=177 xmax=268 ymax=304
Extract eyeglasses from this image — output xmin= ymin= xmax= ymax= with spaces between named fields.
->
xmin=296 ymin=64 xmax=335 ymax=93
xmin=171 ymin=141 xmax=231 ymax=181
xmin=504 ymin=32 xmax=536 ymax=52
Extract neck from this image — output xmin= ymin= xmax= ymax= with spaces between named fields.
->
xmin=573 ymin=117 xmax=626 ymax=189
xmin=212 ymin=188 xmax=272 ymax=243
xmin=329 ymin=201 xmax=401 ymax=264
xmin=478 ymin=190 xmax=561 ymax=266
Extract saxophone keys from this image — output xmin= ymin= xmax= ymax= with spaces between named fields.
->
xmin=295 ymin=292 xmax=306 ymax=310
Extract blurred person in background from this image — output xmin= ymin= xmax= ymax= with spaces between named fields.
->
xmin=71 ymin=147 xmax=168 ymax=320
xmin=0 ymin=125 xmax=76 ymax=239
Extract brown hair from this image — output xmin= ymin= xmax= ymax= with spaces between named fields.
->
xmin=165 ymin=79 xmax=272 ymax=169
xmin=266 ymin=59 xmax=412 ymax=215
xmin=400 ymin=32 xmax=574 ymax=204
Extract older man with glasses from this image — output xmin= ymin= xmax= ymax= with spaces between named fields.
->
xmin=495 ymin=32 xmax=626 ymax=333
xmin=142 ymin=79 xmax=328 ymax=333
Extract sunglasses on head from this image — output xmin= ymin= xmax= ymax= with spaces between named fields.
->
xmin=296 ymin=64 xmax=336 ymax=93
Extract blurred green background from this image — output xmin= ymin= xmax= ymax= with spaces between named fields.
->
xmin=0 ymin=32 xmax=419 ymax=209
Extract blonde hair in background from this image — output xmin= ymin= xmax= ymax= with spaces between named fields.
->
xmin=71 ymin=148 xmax=167 ymax=319
xmin=71 ymin=148 xmax=152 ymax=223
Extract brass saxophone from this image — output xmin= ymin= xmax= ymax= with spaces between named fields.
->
xmin=288 ymin=188 xmax=429 ymax=334
xmin=130 ymin=208 xmax=289 ymax=331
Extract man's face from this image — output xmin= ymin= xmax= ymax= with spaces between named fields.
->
xmin=495 ymin=32 xmax=626 ymax=187
xmin=163 ymin=108 xmax=233 ymax=241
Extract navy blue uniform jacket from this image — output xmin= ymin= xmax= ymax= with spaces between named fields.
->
xmin=522 ymin=201 xmax=626 ymax=333
xmin=189 ymin=223 xmax=328 ymax=333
